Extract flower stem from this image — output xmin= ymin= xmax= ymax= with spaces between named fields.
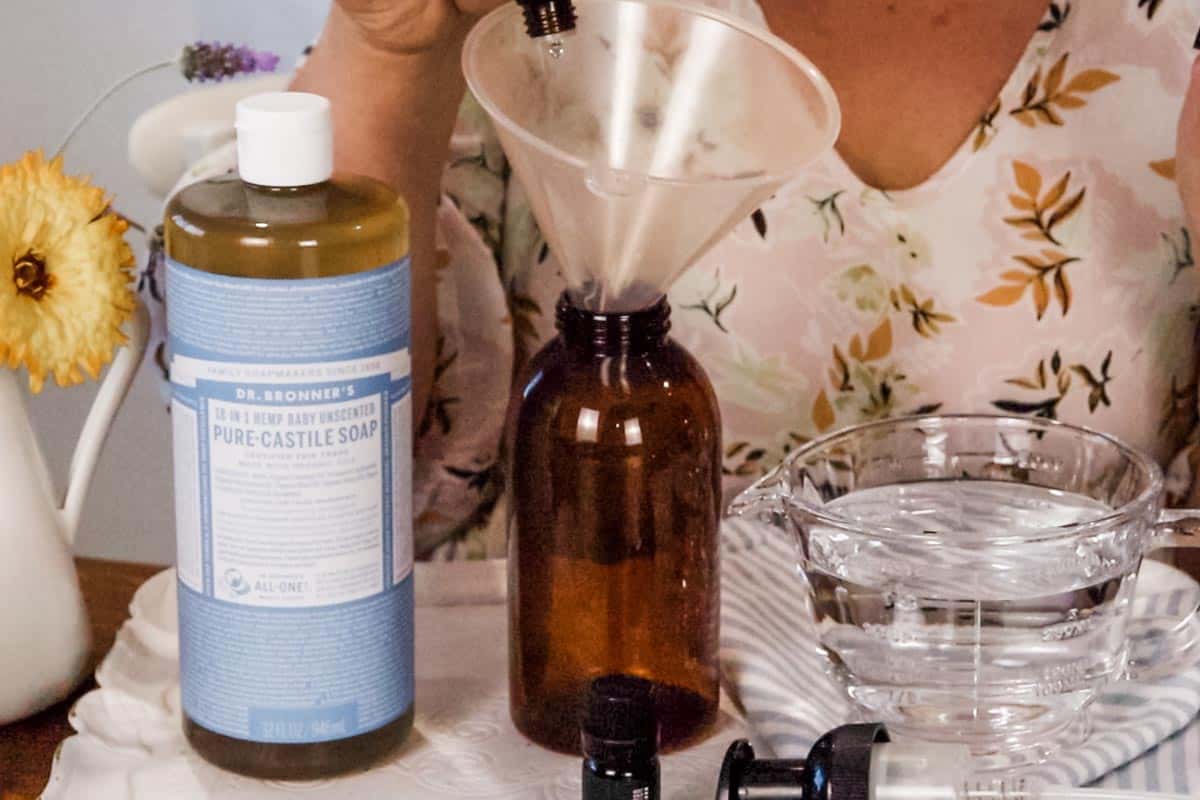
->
xmin=55 ymin=59 xmax=176 ymax=159
xmin=109 ymin=209 xmax=146 ymax=234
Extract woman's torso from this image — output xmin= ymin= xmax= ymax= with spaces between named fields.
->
xmin=431 ymin=0 xmax=1199 ymax=555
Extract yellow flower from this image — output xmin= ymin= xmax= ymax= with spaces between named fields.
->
xmin=0 ymin=151 xmax=135 ymax=392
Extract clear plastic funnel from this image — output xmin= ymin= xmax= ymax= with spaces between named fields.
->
xmin=463 ymin=0 xmax=840 ymax=311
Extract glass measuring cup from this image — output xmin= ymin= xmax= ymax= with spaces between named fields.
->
xmin=730 ymin=414 xmax=1200 ymax=769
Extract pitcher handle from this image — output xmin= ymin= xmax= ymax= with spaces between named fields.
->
xmin=60 ymin=302 xmax=150 ymax=541
xmin=1125 ymin=509 xmax=1200 ymax=680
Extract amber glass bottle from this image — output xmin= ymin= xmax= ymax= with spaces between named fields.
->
xmin=164 ymin=93 xmax=413 ymax=779
xmin=508 ymin=294 xmax=722 ymax=754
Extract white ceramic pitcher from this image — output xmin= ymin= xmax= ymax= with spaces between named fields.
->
xmin=0 ymin=304 xmax=149 ymax=723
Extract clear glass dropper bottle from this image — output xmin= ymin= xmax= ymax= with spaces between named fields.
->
xmin=718 ymin=727 xmax=1192 ymax=800
xmin=874 ymin=742 xmax=1193 ymax=800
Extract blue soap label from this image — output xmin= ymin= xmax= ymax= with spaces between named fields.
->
xmin=167 ymin=257 xmax=413 ymax=744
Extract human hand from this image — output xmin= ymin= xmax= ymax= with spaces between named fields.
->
xmin=1180 ymin=57 xmax=1200 ymax=235
xmin=332 ymin=0 xmax=508 ymax=55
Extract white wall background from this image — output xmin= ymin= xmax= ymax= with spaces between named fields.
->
xmin=0 ymin=1 xmax=329 ymax=563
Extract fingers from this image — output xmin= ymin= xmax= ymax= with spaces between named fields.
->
xmin=457 ymin=0 xmax=510 ymax=17
xmin=1180 ymin=57 xmax=1200 ymax=230
xmin=334 ymin=0 xmax=375 ymax=13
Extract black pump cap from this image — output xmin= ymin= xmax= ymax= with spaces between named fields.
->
xmin=716 ymin=740 xmax=809 ymax=800
xmin=714 ymin=724 xmax=890 ymax=800
xmin=803 ymin=723 xmax=890 ymax=800
xmin=517 ymin=0 xmax=578 ymax=38
xmin=581 ymin=674 xmax=659 ymax=764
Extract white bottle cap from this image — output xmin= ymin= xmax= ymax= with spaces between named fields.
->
xmin=235 ymin=92 xmax=333 ymax=187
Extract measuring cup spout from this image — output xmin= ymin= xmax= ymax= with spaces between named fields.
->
xmin=728 ymin=463 xmax=797 ymax=536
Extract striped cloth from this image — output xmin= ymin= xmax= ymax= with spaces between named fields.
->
xmin=720 ymin=518 xmax=1200 ymax=792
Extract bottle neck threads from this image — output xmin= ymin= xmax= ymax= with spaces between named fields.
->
xmin=556 ymin=294 xmax=671 ymax=357
xmin=517 ymin=0 xmax=578 ymax=37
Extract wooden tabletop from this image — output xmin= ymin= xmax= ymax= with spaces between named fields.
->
xmin=0 ymin=558 xmax=162 ymax=800
xmin=4 ymin=554 xmax=1199 ymax=799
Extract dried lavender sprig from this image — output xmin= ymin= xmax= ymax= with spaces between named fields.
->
xmin=55 ymin=42 xmax=280 ymax=158
xmin=179 ymin=42 xmax=280 ymax=83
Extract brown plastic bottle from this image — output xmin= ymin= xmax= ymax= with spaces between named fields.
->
xmin=164 ymin=93 xmax=412 ymax=779
xmin=508 ymin=293 xmax=722 ymax=754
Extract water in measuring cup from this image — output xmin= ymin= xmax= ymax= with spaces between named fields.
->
xmin=807 ymin=479 xmax=1142 ymax=756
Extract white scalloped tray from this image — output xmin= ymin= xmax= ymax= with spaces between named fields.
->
xmin=42 ymin=565 xmax=752 ymax=799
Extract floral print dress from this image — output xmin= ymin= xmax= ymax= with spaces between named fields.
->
xmin=175 ymin=0 xmax=1200 ymax=559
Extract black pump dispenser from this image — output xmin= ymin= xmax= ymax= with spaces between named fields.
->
xmin=715 ymin=724 xmax=890 ymax=800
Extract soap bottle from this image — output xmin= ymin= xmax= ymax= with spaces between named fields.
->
xmin=164 ymin=92 xmax=413 ymax=778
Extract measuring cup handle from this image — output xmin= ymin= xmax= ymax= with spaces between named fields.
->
xmin=1150 ymin=509 xmax=1200 ymax=550
xmin=1125 ymin=509 xmax=1200 ymax=680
